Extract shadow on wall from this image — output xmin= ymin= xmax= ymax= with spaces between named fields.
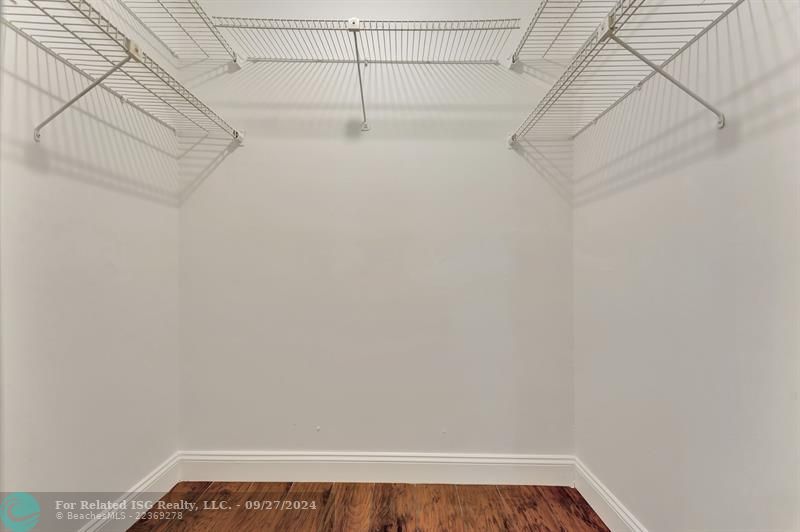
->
xmin=571 ymin=0 xmax=800 ymax=206
xmin=510 ymin=58 xmax=566 ymax=86
xmin=512 ymin=139 xmax=574 ymax=203
xmin=192 ymin=59 xmax=546 ymax=141
xmin=514 ymin=0 xmax=800 ymax=207
xmin=0 ymin=24 xmax=238 ymax=206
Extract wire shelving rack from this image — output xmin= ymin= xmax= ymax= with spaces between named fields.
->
xmin=119 ymin=0 xmax=237 ymax=63
xmin=213 ymin=16 xmax=519 ymax=132
xmin=509 ymin=0 xmax=744 ymax=145
xmin=1 ymin=0 xmax=241 ymax=142
xmin=214 ymin=17 xmax=521 ymax=65
xmin=511 ymin=0 xmax=618 ymax=66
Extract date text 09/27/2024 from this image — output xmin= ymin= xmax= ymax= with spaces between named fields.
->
xmin=54 ymin=499 xmax=319 ymax=512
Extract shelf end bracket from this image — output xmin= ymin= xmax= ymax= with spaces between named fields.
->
xmin=34 ymin=51 xmax=134 ymax=142
xmin=348 ymin=18 xmax=369 ymax=133
xmin=606 ymin=29 xmax=725 ymax=129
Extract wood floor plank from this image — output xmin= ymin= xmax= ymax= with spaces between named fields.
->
xmin=271 ymin=482 xmax=334 ymax=532
xmin=558 ymin=487 xmax=611 ymax=532
xmin=217 ymin=481 xmax=292 ymax=532
xmin=128 ymin=482 xmax=212 ymax=532
xmin=367 ymin=483 xmax=418 ymax=532
xmin=412 ymin=484 xmax=464 ymax=532
xmin=188 ymin=481 xmax=257 ymax=532
xmin=536 ymin=486 xmax=610 ymax=532
xmin=127 ymin=481 xmax=611 ymax=532
xmin=155 ymin=481 xmax=254 ymax=532
xmin=456 ymin=485 xmax=509 ymax=532
xmin=495 ymin=485 xmax=561 ymax=532
xmin=320 ymin=483 xmax=374 ymax=531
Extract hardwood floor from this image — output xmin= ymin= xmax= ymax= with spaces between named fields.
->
xmin=128 ymin=482 xmax=610 ymax=531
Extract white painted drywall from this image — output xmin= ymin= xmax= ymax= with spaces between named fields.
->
xmin=573 ymin=1 xmax=800 ymax=531
xmin=4 ymin=3 xmax=796 ymax=531
xmin=178 ymin=1 xmax=575 ymax=454
xmin=0 ymin=24 xmax=181 ymax=491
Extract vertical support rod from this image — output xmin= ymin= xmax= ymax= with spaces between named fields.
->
xmin=34 ymin=55 xmax=132 ymax=142
xmin=351 ymin=31 xmax=369 ymax=131
xmin=608 ymin=33 xmax=725 ymax=129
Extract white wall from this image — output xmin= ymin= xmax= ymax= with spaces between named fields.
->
xmin=573 ymin=1 xmax=800 ymax=531
xmin=4 ymin=3 xmax=796 ymax=530
xmin=0 ymin=24 xmax=181 ymax=491
xmin=0 ymin=0 xmax=574 ymax=495
xmin=178 ymin=1 xmax=575 ymax=455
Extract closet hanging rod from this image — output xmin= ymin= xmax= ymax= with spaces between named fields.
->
xmin=214 ymin=17 xmax=520 ymax=65
xmin=508 ymin=0 xmax=744 ymax=146
xmin=1 ymin=0 xmax=242 ymax=142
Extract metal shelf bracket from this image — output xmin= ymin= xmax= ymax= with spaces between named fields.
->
xmin=213 ymin=14 xmax=519 ymax=133
xmin=605 ymin=20 xmax=725 ymax=129
xmin=6 ymin=0 xmax=242 ymax=144
xmin=33 ymin=47 xmax=136 ymax=143
xmin=507 ymin=0 xmax=741 ymax=147
xmin=348 ymin=18 xmax=369 ymax=132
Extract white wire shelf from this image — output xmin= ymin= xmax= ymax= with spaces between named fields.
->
xmin=119 ymin=0 xmax=237 ymax=63
xmin=1 ymin=0 xmax=241 ymax=141
xmin=512 ymin=0 xmax=619 ymax=66
xmin=214 ymin=17 xmax=521 ymax=65
xmin=510 ymin=0 xmax=744 ymax=144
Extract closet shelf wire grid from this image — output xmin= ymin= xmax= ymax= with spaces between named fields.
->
xmin=213 ymin=17 xmax=521 ymax=64
xmin=511 ymin=0 xmax=619 ymax=66
xmin=509 ymin=0 xmax=744 ymax=144
xmin=1 ymin=0 xmax=241 ymax=141
xmin=119 ymin=0 xmax=237 ymax=62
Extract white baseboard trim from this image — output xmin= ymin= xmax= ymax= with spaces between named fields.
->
xmin=83 ymin=451 xmax=646 ymax=532
xmin=180 ymin=451 xmax=576 ymax=486
xmin=573 ymin=458 xmax=649 ymax=532
xmin=82 ymin=452 xmax=181 ymax=532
